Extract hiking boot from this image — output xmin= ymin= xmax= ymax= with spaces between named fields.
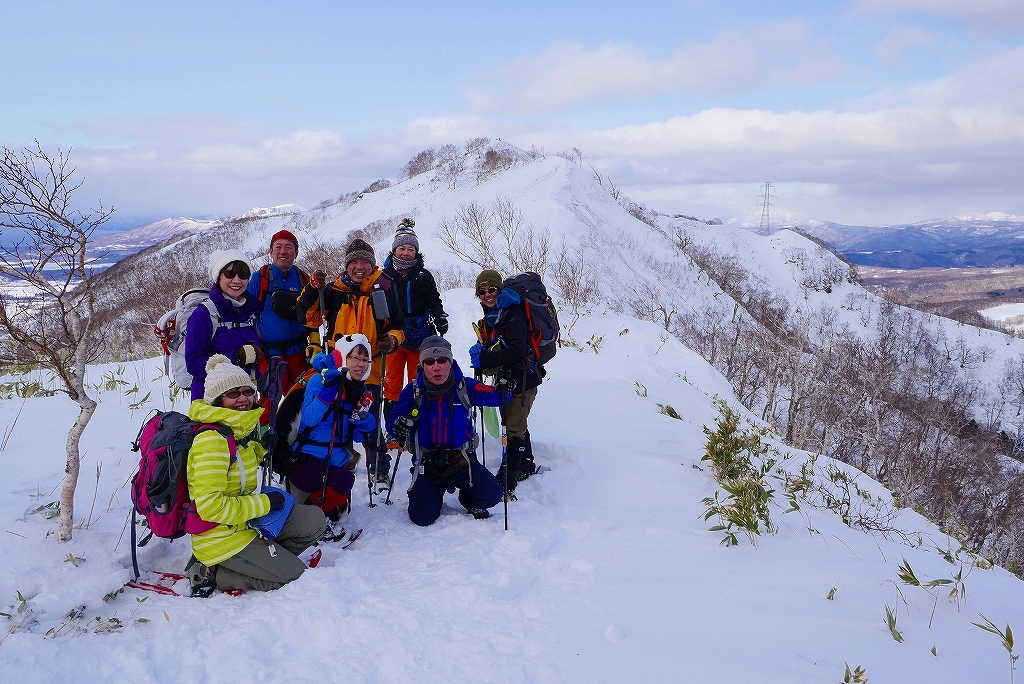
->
xmin=502 ymin=488 xmax=518 ymax=502
xmin=468 ymin=507 xmax=491 ymax=520
xmin=187 ymin=557 xmax=218 ymax=598
xmin=517 ymin=457 xmax=537 ymax=481
xmin=321 ymin=519 xmax=347 ymax=543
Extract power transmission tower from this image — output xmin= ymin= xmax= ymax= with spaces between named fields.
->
xmin=759 ymin=182 xmax=774 ymax=235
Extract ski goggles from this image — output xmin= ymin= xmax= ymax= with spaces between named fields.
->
xmin=222 ymin=387 xmax=256 ymax=399
xmin=422 ymin=357 xmax=451 ymax=367
xmin=476 ymin=286 xmax=499 ymax=296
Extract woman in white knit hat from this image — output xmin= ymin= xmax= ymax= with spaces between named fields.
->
xmin=183 ymin=249 xmax=264 ymax=402
xmin=185 ymin=354 xmax=326 ymax=594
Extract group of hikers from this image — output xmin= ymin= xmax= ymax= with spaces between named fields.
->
xmin=175 ymin=221 xmax=549 ymax=594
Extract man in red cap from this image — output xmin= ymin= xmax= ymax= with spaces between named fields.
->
xmin=246 ymin=229 xmax=318 ymax=395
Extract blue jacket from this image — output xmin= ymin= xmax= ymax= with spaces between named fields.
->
xmin=294 ymin=372 xmax=375 ymax=468
xmin=387 ymin=361 xmax=501 ymax=452
xmin=245 ymin=264 xmax=313 ymax=355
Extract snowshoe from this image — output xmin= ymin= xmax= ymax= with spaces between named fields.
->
xmin=468 ymin=507 xmax=491 ymax=520
xmin=321 ymin=520 xmax=347 ymax=543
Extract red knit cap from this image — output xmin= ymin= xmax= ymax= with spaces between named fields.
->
xmin=270 ymin=229 xmax=299 ymax=249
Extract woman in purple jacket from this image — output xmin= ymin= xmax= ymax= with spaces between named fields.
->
xmin=185 ymin=249 xmax=263 ymax=401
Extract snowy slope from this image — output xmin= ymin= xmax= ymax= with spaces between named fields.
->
xmin=0 ymin=291 xmax=1022 ymax=683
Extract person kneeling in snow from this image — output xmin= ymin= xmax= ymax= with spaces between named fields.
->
xmin=387 ymin=336 xmax=505 ymax=526
xmin=285 ymin=336 xmax=376 ymax=538
xmin=186 ymin=355 xmax=327 ymax=594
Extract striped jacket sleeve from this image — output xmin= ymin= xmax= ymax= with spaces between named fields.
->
xmin=187 ymin=431 xmax=269 ymax=525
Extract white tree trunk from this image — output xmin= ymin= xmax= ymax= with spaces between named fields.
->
xmin=57 ymin=394 xmax=97 ymax=542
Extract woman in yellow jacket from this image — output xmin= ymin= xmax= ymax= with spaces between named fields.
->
xmin=187 ymin=354 xmax=326 ymax=594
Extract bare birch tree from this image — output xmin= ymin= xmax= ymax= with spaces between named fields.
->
xmin=0 ymin=142 xmax=112 ymax=542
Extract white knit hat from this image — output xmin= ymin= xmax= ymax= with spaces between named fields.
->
xmin=208 ymin=249 xmax=253 ymax=283
xmin=331 ymin=334 xmax=373 ymax=382
xmin=204 ymin=354 xmax=257 ymax=404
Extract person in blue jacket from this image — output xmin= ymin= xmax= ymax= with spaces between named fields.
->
xmin=387 ymin=335 xmax=505 ymax=526
xmin=245 ymin=229 xmax=317 ymax=395
xmin=285 ymin=334 xmax=376 ymax=531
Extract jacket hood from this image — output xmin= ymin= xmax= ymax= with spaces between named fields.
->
xmin=187 ymin=400 xmax=264 ymax=439
xmin=333 ymin=267 xmax=384 ymax=294
xmin=332 ymin=333 xmax=373 ymax=382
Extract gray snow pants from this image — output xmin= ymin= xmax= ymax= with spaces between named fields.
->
xmin=215 ymin=504 xmax=327 ymax=592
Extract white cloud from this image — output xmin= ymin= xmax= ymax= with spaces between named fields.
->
xmin=466 ymin=20 xmax=839 ymax=113
xmin=853 ymin=0 xmax=1024 ymax=26
xmin=185 ymin=130 xmax=350 ymax=169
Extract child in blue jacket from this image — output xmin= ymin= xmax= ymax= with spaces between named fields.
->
xmin=287 ymin=334 xmax=375 ymax=526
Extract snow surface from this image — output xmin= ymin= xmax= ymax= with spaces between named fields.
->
xmin=0 ymin=290 xmax=1022 ymax=683
xmin=982 ymin=303 xmax=1024 ymax=332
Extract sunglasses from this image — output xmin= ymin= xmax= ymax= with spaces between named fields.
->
xmin=221 ymin=264 xmax=251 ymax=280
xmin=422 ymin=357 xmax=451 ymax=367
xmin=222 ymin=387 xmax=256 ymax=399
xmin=476 ymin=286 xmax=499 ymax=296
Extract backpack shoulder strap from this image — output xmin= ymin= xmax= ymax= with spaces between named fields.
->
xmin=258 ymin=265 xmax=273 ymax=302
xmin=201 ymin=298 xmax=221 ymax=329
xmin=455 ymin=378 xmax=472 ymax=410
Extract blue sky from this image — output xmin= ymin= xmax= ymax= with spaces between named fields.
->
xmin=3 ymin=0 xmax=1023 ymax=227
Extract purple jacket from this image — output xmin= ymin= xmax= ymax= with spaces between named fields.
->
xmin=185 ymin=287 xmax=262 ymax=400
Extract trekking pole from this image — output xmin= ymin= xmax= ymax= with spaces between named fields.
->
xmin=384 ymin=450 xmax=402 ymax=505
xmin=313 ymin=269 xmax=330 ymax=362
xmin=318 ymin=377 xmax=346 ymax=515
xmin=366 ymin=349 xmax=387 ymax=508
xmin=472 ymin=323 xmax=487 ymax=467
xmin=500 ymin=393 xmax=509 ymax=532
xmin=263 ymin=355 xmax=283 ymax=487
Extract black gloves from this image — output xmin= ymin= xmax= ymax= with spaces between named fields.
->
xmin=266 ymin=490 xmax=286 ymax=511
xmin=260 ymin=429 xmax=278 ymax=452
xmin=378 ymin=334 xmax=398 ymax=354
xmin=495 ymin=373 xmax=517 ymax=396
xmin=434 ymin=315 xmax=449 ymax=336
xmin=310 ymin=270 xmax=329 ymax=290
xmin=392 ymin=415 xmax=414 ymax=448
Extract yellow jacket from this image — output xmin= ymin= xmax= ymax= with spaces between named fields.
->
xmin=185 ymin=400 xmax=269 ymax=566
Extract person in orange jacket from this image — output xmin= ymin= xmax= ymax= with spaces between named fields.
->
xmin=296 ymin=237 xmax=405 ymax=486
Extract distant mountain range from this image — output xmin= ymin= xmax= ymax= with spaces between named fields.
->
xmin=781 ymin=213 xmax=1024 ymax=269
xmin=84 ymin=205 xmax=303 ymax=267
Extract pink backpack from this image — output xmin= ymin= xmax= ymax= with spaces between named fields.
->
xmin=129 ymin=411 xmax=237 ymax=578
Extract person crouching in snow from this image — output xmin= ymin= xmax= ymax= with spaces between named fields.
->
xmin=286 ymin=334 xmax=376 ymax=539
xmin=186 ymin=355 xmax=327 ymax=594
xmin=386 ymin=335 xmax=505 ymax=526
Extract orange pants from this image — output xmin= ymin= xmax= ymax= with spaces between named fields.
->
xmin=383 ymin=346 xmax=420 ymax=402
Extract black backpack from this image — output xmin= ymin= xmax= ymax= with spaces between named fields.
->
xmin=503 ymin=272 xmax=560 ymax=365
